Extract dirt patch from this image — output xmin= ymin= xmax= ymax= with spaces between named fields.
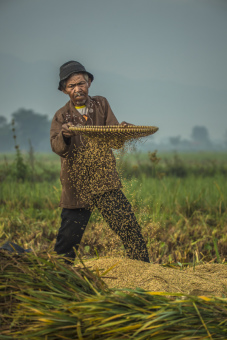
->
xmin=79 ymin=257 xmax=227 ymax=297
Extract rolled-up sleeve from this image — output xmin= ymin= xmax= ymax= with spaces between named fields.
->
xmin=50 ymin=114 xmax=71 ymax=157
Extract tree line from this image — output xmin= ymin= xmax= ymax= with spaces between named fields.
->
xmin=0 ymin=108 xmax=226 ymax=152
xmin=0 ymin=109 xmax=51 ymax=152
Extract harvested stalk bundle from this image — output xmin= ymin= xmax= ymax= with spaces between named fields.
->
xmin=1 ymin=251 xmax=227 ymax=339
xmin=0 ymin=250 xmax=108 ymax=336
xmin=69 ymin=125 xmax=159 ymax=143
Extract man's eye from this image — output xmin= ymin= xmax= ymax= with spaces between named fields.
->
xmin=68 ymin=82 xmax=86 ymax=88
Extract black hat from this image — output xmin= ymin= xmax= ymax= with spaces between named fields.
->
xmin=58 ymin=61 xmax=94 ymax=91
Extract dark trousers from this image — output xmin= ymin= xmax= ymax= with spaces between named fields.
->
xmin=54 ymin=189 xmax=149 ymax=262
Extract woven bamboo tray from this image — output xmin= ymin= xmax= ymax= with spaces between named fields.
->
xmin=69 ymin=125 xmax=159 ymax=140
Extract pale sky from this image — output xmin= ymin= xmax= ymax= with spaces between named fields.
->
xmin=0 ymin=0 xmax=227 ymax=142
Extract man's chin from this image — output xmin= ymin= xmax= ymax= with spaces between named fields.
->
xmin=74 ymin=98 xmax=86 ymax=106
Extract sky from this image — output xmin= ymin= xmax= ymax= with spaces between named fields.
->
xmin=0 ymin=0 xmax=227 ymax=142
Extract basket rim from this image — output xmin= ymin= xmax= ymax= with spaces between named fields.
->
xmin=69 ymin=125 xmax=159 ymax=131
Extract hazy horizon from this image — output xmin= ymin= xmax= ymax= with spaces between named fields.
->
xmin=0 ymin=0 xmax=227 ymax=143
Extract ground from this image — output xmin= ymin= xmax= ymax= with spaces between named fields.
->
xmin=79 ymin=257 xmax=227 ymax=297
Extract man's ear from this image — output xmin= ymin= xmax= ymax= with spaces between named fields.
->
xmin=88 ymin=78 xmax=92 ymax=88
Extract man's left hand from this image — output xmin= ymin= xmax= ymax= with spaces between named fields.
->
xmin=119 ymin=121 xmax=134 ymax=127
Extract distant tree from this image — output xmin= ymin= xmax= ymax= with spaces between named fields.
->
xmin=0 ymin=116 xmax=7 ymax=126
xmin=169 ymin=135 xmax=181 ymax=146
xmin=224 ymin=129 xmax=227 ymax=148
xmin=191 ymin=126 xmax=211 ymax=147
xmin=0 ymin=117 xmax=14 ymax=151
xmin=12 ymin=108 xmax=51 ymax=151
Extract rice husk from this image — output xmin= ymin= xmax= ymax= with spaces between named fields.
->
xmin=80 ymin=257 xmax=227 ymax=297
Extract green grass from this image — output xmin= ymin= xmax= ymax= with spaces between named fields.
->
xmin=124 ymin=174 xmax=226 ymax=218
xmin=0 ymin=151 xmax=227 ymax=263
xmin=1 ymin=150 xmax=227 ymax=339
xmin=118 ymin=150 xmax=227 ymax=178
xmin=117 ymin=150 xmax=227 ymax=165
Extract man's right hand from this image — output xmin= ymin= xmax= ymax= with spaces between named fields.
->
xmin=62 ymin=122 xmax=75 ymax=138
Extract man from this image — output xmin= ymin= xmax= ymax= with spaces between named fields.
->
xmin=50 ymin=60 xmax=149 ymax=263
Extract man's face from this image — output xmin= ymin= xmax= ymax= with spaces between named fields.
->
xmin=62 ymin=73 xmax=91 ymax=106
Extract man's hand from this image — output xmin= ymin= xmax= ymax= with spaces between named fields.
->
xmin=62 ymin=122 xmax=75 ymax=138
xmin=119 ymin=121 xmax=134 ymax=127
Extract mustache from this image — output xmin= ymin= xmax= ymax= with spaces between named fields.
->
xmin=74 ymin=92 xmax=84 ymax=98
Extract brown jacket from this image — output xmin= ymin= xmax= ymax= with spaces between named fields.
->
xmin=50 ymin=96 xmax=122 ymax=209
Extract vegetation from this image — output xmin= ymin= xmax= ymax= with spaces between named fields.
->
xmin=1 ymin=251 xmax=227 ymax=339
xmin=0 ymin=148 xmax=226 ymax=264
xmin=1 ymin=110 xmax=227 ymax=152
xmin=1 ymin=145 xmax=227 ymax=338
xmin=0 ymin=109 xmax=51 ymax=152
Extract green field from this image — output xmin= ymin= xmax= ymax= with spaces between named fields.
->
xmin=0 ymin=150 xmax=227 ymax=264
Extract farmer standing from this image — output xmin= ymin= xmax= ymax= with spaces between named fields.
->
xmin=50 ymin=61 xmax=149 ymax=263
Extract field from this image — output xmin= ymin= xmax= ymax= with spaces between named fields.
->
xmin=1 ymin=149 xmax=227 ymax=338
xmin=0 ymin=150 xmax=227 ymax=264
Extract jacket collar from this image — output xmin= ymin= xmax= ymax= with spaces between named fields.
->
xmin=69 ymin=97 xmax=92 ymax=125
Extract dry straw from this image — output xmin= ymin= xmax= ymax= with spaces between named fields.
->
xmin=1 ymin=251 xmax=227 ymax=339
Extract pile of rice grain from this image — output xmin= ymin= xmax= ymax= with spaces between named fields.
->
xmin=80 ymin=257 xmax=227 ymax=297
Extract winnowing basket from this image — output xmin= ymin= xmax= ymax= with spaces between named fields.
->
xmin=69 ymin=125 xmax=159 ymax=141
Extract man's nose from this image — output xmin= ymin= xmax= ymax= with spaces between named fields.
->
xmin=74 ymin=84 xmax=82 ymax=92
